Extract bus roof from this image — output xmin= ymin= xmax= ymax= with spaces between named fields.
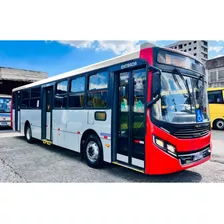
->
xmin=12 ymin=45 xmax=204 ymax=92
xmin=12 ymin=50 xmax=140 ymax=92
xmin=208 ymin=87 xmax=224 ymax=91
xmin=0 ymin=94 xmax=11 ymax=98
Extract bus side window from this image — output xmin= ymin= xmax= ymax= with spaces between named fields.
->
xmin=87 ymin=71 xmax=108 ymax=108
xmin=208 ymin=90 xmax=223 ymax=104
xmin=55 ymin=80 xmax=68 ymax=108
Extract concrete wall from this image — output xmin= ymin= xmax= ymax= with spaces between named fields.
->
xmin=166 ymin=40 xmax=208 ymax=63
xmin=206 ymin=57 xmax=224 ymax=88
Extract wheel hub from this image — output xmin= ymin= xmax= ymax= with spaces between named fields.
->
xmin=86 ymin=141 xmax=99 ymax=163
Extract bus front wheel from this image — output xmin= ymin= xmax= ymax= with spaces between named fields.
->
xmin=83 ymin=134 xmax=103 ymax=169
xmin=25 ymin=124 xmax=33 ymax=143
xmin=214 ymin=119 xmax=224 ymax=130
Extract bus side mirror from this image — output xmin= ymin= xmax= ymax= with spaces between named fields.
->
xmin=152 ymin=72 xmax=161 ymax=97
xmin=147 ymin=66 xmax=162 ymax=108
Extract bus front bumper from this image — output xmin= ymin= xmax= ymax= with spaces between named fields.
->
xmin=145 ymin=143 xmax=212 ymax=175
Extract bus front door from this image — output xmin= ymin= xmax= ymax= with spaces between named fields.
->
xmin=114 ymin=67 xmax=146 ymax=171
xmin=42 ymin=86 xmax=53 ymax=141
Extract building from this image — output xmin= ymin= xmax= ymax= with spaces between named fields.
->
xmin=166 ymin=40 xmax=208 ymax=63
xmin=206 ymin=56 xmax=224 ymax=87
xmin=0 ymin=67 xmax=47 ymax=95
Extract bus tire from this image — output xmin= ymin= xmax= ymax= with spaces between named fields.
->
xmin=25 ymin=123 xmax=33 ymax=143
xmin=83 ymin=134 xmax=103 ymax=169
xmin=214 ymin=119 xmax=224 ymax=130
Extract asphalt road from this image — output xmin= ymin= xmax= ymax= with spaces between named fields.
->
xmin=0 ymin=128 xmax=223 ymax=182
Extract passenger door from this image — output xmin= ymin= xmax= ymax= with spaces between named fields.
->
xmin=42 ymin=86 xmax=53 ymax=141
xmin=114 ymin=67 xmax=147 ymax=170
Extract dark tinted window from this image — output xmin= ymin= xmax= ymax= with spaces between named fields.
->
xmin=71 ymin=77 xmax=85 ymax=93
xmin=21 ymin=89 xmax=30 ymax=108
xmin=69 ymin=93 xmax=84 ymax=108
xmin=30 ymin=98 xmax=40 ymax=108
xmin=31 ymin=87 xmax=41 ymax=98
xmin=22 ymin=89 xmax=30 ymax=99
xmin=208 ymin=90 xmax=223 ymax=103
xmin=69 ymin=76 xmax=85 ymax=108
xmin=87 ymin=91 xmax=107 ymax=108
xmin=55 ymin=95 xmax=67 ymax=108
xmin=21 ymin=99 xmax=29 ymax=108
xmin=55 ymin=80 xmax=68 ymax=108
xmin=88 ymin=71 xmax=108 ymax=90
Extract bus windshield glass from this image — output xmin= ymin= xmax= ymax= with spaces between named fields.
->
xmin=157 ymin=50 xmax=205 ymax=75
xmin=151 ymin=72 xmax=209 ymax=124
xmin=0 ymin=98 xmax=11 ymax=113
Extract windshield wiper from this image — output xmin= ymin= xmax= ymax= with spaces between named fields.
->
xmin=172 ymin=68 xmax=193 ymax=112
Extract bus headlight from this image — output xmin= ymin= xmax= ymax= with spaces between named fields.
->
xmin=153 ymin=135 xmax=177 ymax=157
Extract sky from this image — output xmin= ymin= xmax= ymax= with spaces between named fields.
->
xmin=0 ymin=40 xmax=224 ymax=77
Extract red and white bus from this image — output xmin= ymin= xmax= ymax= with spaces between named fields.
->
xmin=11 ymin=45 xmax=211 ymax=174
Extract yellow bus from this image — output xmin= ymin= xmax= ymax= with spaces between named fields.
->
xmin=208 ymin=87 xmax=224 ymax=130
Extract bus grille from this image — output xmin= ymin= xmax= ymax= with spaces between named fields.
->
xmin=174 ymin=127 xmax=210 ymax=139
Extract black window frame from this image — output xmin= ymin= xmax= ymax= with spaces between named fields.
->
xmin=86 ymin=70 xmax=109 ymax=109
xmin=208 ymin=90 xmax=224 ymax=104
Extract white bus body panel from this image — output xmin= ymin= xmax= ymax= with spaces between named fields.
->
xmin=46 ymin=112 xmax=51 ymax=140
xmin=18 ymin=111 xmax=21 ymax=131
xmin=20 ymin=110 xmax=42 ymax=139
xmin=12 ymin=109 xmax=15 ymax=130
xmin=52 ymin=109 xmax=112 ymax=163
xmin=19 ymin=109 xmax=112 ymax=163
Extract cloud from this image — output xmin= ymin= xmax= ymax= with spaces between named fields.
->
xmin=58 ymin=40 xmax=94 ymax=48
xmin=57 ymin=40 xmax=144 ymax=55
xmin=95 ymin=41 xmax=141 ymax=55
xmin=208 ymin=46 xmax=224 ymax=52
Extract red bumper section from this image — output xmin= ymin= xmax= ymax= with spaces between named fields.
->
xmin=145 ymin=125 xmax=211 ymax=175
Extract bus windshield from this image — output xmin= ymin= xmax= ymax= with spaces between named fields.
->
xmin=0 ymin=98 xmax=11 ymax=113
xmin=151 ymin=72 xmax=209 ymax=124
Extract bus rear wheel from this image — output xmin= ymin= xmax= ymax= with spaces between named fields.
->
xmin=214 ymin=119 xmax=224 ymax=130
xmin=83 ymin=134 xmax=103 ymax=168
xmin=25 ymin=124 xmax=33 ymax=143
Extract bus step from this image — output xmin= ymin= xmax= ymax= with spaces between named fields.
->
xmin=112 ymin=161 xmax=144 ymax=174
xmin=42 ymin=139 xmax=52 ymax=145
